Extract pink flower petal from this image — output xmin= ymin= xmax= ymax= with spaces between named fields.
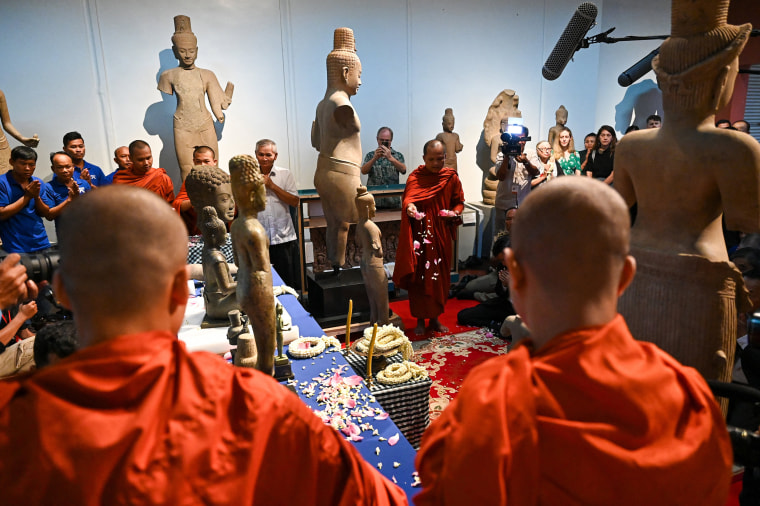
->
xmin=388 ymin=433 xmax=400 ymax=446
xmin=345 ymin=398 xmax=356 ymax=409
xmin=413 ymin=240 xmax=420 ymax=250
xmin=296 ymin=341 xmax=311 ymax=350
xmin=374 ymin=412 xmax=390 ymax=420
xmin=344 ymin=375 xmax=363 ymax=387
xmin=349 ymin=433 xmax=364 ymax=442
xmin=425 ymin=261 xmax=430 ymax=269
xmin=423 ymin=238 xmax=432 ymax=244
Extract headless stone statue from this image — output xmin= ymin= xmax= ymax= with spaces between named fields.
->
xmin=311 ymin=27 xmax=363 ymax=270
xmin=229 ymin=155 xmax=276 ymax=375
xmin=355 ymin=187 xmax=389 ymax=325
xmin=547 ymin=105 xmax=568 ymax=148
xmin=435 ymin=108 xmax=464 ymax=171
xmin=615 ymin=0 xmax=759 ymax=388
xmin=0 ymin=90 xmax=39 ymax=175
xmin=158 ymin=15 xmax=233 ymax=181
xmin=199 ymin=206 xmax=238 ymax=320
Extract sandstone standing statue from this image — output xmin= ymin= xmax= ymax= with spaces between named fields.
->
xmin=158 ymin=15 xmax=233 ymax=181
xmin=0 ymin=90 xmax=39 ymax=174
xmin=547 ymin=105 xmax=568 ymax=147
xmin=355 ymin=187 xmax=389 ymax=325
xmin=311 ymin=27 xmax=363 ymax=271
xmin=482 ymin=90 xmax=521 ymax=204
xmin=436 ymin=108 xmax=464 ymax=172
xmin=198 ymin=206 xmax=238 ymax=320
xmin=229 ymin=155 xmax=275 ymax=375
xmin=615 ymin=0 xmax=759 ymax=388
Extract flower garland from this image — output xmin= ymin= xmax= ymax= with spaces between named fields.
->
xmin=376 ymin=361 xmax=429 ymax=385
xmin=355 ymin=324 xmax=411 ymax=359
xmin=288 ymin=335 xmax=342 ymax=359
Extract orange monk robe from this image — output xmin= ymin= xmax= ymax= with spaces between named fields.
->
xmin=0 ymin=331 xmax=407 ymax=505
xmin=415 ymin=315 xmax=732 ymax=506
xmin=113 ymin=167 xmax=175 ymax=203
xmin=392 ymin=166 xmax=464 ymax=319
xmin=171 ymin=181 xmax=200 ymax=235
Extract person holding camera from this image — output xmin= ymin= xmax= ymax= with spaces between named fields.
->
xmin=494 ymin=124 xmax=534 ymax=212
xmin=361 ymin=126 xmax=406 ymax=209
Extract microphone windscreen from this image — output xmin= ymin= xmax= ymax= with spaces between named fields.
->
xmin=617 ymin=47 xmax=660 ymax=87
xmin=542 ymin=2 xmax=598 ymax=81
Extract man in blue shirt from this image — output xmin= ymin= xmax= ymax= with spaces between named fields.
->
xmin=0 ymin=147 xmax=54 ymax=253
xmin=44 ymin=151 xmax=91 ymax=235
xmin=62 ymin=131 xmax=108 ymax=187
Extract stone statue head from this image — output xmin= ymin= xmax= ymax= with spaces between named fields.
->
xmin=200 ymin=206 xmax=227 ymax=248
xmin=355 ymin=186 xmax=376 ymax=220
xmin=653 ymin=0 xmax=751 ymax=112
xmin=185 ymin=165 xmax=235 ymax=223
xmin=171 ymin=15 xmax=198 ymax=69
xmin=326 ymin=27 xmax=362 ymax=96
xmin=442 ymin=108 xmax=455 ymax=133
xmin=229 ymin=155 xmax=266 ymax=214
xmin=555 ymin=105 xmax=568 ymax=125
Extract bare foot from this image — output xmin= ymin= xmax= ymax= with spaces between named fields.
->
xmin=428 ymin=318 xmax=449 ymax=334
xmin=414 ymin=318 xmax=427 ymax=335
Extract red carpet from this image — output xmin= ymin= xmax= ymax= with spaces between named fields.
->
xmin=412 ymin=329 xmax=509 ymax=421
xmin=389 ymin=298 xmax=479 ymax=341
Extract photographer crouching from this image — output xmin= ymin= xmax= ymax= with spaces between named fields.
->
xmin=0 ymin=249 xmax=74 ymax=376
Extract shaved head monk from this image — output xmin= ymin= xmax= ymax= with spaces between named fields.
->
xmin=113 ymin=140 xmax=175 ymax=203
xmin=0 ymin=186 xmax=406 ymax=505
xmin=415 ymin=177 xmax=732 ymax=505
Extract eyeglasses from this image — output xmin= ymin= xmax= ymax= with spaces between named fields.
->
xmin=538 ymin=147 xmax=551 ymax=152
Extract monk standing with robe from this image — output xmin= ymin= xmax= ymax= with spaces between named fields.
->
xmin=393 ymin=140 xmax=464 ymax=335
xmin=113 ymin=140 xmax=174 ymax=203
xmin=0 ymin=186 xmax=406 ymax=505
xmin=414 ymin=177 xmax=732 ymax=505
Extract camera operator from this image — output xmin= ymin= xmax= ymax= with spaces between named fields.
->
xmin=0 ymin=254 xmax=39 ymax=376
xmin=494 ymin=123 xmax=532 ymax=220
xmin=361 ymin=126 xmax=406 ymax=209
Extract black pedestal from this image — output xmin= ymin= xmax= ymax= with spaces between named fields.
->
xmin=307 ymin=268 xmax=370 ymax=318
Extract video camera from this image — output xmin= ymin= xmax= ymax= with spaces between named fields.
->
xmin=0 ymin=248 xmax=71 ymax=329
xmin=500 ymin=124 xmax=531 ymax=157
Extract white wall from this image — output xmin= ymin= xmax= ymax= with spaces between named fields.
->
xmin=0 ymin=0 xmax=669 ymax=232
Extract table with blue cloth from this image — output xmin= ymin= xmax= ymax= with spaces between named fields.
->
xmin=273 ymin=269 xmax=420 ymax=500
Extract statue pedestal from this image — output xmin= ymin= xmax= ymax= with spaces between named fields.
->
xmin=307 ymin=268 xmax=371 ymax=318
xmin=274 ymin=355 xmax=294 ymax=382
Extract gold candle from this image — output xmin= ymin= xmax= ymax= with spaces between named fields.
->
xmin=367 ymin=323 xmax=378 ymax=382
xmin=345 ymin=299 xmax=353 ymax=350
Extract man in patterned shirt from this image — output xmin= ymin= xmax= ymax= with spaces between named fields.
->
xmin=361 ymin=126 xmax=406 ymax=209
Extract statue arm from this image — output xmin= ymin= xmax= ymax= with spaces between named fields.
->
xmin=455 ymin=135 xmax=463 ymax=153
xmin=157 ymin=71 xmax=174 ymax=95
xmin=614 ymin=142 xmax=637 ymax=208
xmin=202 ymin=69 xmax=230 ymax=122
xmin=333 ymin=104 xmax=358 ymax=130
xmin=719 ymin=144 xmax=760 ymax=232
xmin=0 ymin=91 xmax=38 ymax=147
xmin=311 ymin=119 xmax=321 ymax=150
xmin=211 ymin=259 xmax=236 ymax=292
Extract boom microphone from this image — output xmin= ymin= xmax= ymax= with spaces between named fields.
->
xmin=542 ymin=2 xmax=598 ymax=81
xmin=618 ymin=47 xmax=660 ymax=87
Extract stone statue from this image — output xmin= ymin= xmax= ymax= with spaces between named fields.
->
xmin=615 ymin=0 xmax=759 ymax=389
xmin=311 ymin=27 xmax=363 ymax=271
xmin=435 ymin=108 xmax=464 ymax=171
xmin=0 ymin=90 xmax=39 ymax=174
xmin=547 ymin=105 xmax=568 ymax=147
xmin=482 ymin=90 xmax=521 ymax=204
xmin=355 ymin=186 xmax=389 ymax=325
xmin=199 ymin=206 xmax=238 ymax=320
xmin=229 ymin=154 xmax=275 ymax=374
xmin=234 ymin=331 xmax=258 ymax=369
xmin=184 ymin=164 xmax=236 ymax=227
xmin=158 ymin=15 xmax=233 ymax=181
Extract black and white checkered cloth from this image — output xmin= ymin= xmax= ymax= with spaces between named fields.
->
xmin=343 ymin=351 xmax=431 ymax=449
xmin=187 ymin=235 xmax=235 ymax=264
